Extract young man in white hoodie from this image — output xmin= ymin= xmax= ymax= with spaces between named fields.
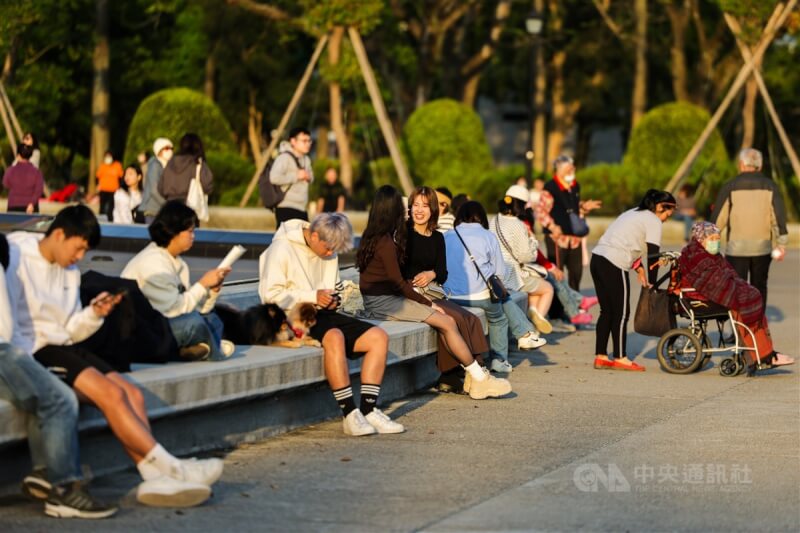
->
xmin=5 ymin=205 xmax=221 ymax=508
xmin=0 ymin=234 xmax=116 ymax=519
xmin=259 ymin=213 xmax=404 ymax=436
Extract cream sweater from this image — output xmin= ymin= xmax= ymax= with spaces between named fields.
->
xmin=6 ymin=232 xmax=103 ymax=354
xmin=0 ymin=264 xmax=13 ymax=344
xmin=258 ymin=219 xmax=340 ymax=310
xmin=121 ymin=242 xmax=216 ymax=318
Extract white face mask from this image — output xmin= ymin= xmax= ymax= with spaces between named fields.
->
xmin=103 ymin=156 xmax=113 ymax=165
xmin=161 ymin=148 xmax=173 ymax=162
xmin=563 ymin=173 xmax=576 ymax=184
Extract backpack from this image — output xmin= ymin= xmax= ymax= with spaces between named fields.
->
xmin=258 ymin=152 xmax=303 ymax=209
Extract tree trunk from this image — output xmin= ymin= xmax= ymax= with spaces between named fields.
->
xmin=533 ymin=0 xmax=547 ymax=173
xmin=740 ymin=75 xmax=758 ymax=150
xmin=630 ymin=0 xmax=648 ymax=129
xmin=204 ymin=51 xmax=216 ymax=100
xmin=247 ymin=92 xmax=264 ymax=167
xmin=666 ymin=1 xmax=690 ymax=102
xmin=89 ymin=0 xmax=110 ymax=195
xmin=328 ymin=26 xmax=352 ymax=192
xmin=1 ymin=38 xmax=15 ymax=81
xmin=459 ymin=0 xmax=512 ymax=107
xmin=547 ymin=50 xmax=580 ymax=163
xmin=316 ymin=125 xmax=329 ymax=160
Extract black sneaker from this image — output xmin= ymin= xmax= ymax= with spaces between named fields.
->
xmin=45 ymin=483 xmax=118 ymax=519
xmin=21 ymin=469 xmax=52 ymax=501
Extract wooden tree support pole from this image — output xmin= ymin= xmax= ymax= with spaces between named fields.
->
xmin=664 ymin=1 xmax=794 ymax=193
xmin=0 ymin=93 xmax=17 ymax=154
xmin=348 ymin=27 xmax=414 ymax=196
xmin=239 ymin=34 xmax=329 ymax=207
xmin=0 ymin=81 xmax=23 ymax=140
xmin=725 ymin=13 xmax=800 ymax=181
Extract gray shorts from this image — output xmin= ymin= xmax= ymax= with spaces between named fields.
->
xmin=362 ymin=294 xmax=434 ymax=323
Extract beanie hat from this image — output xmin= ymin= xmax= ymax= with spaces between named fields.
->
xmin=152 ymin=138 xmax=173 ymax=157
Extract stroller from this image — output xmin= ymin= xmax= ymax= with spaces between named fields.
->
xmin=653 ymin=251 xmax=771 ymax=376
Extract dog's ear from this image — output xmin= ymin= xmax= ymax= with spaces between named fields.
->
xmin=299 ymin=302 xmax=317 ymax=324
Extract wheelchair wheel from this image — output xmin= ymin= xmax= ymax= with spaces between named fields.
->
xmin=657 ymin=328 xmax=704 ymax=374
xmin=719 ymin=357 xmax=741 ymax=377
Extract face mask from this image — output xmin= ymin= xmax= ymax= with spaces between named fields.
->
xmin=162 ymin=148 xmax=173 ymax=162
xmin=103 ymin=156 xmax=113 ymax=165
xmin=563 ymin=174 xmax=576 ymax=184
xmin=704 ymin=240 xmax=720 ymax=255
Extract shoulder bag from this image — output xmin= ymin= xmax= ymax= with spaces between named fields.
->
xmin=559 ymin=187 xmax=589 ymax=237
xmin=186 ymin=160 xmax=209 ymax=222
xmin=453 ymin=228 xmax=510 ymax=303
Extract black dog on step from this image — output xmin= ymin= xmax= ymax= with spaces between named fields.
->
xmin=214 ymin=302 xmax=321 ymax=348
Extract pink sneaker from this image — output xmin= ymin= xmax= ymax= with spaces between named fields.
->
xmin=580 ymin=296 xmax=599 ymax=311
xmin=570 ymin=312 xmax=593 ymax=326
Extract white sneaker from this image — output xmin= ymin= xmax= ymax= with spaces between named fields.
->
xmin=342 ymin=409 xmax=377 ymax=436
xmin=490 ymin=358 xmax=513 ymax=373
xmin=464 ymin=368 xmax=512 ymax=400
xmin=180 ymin=458 xmax=224 ymax=486
xmin=518 ymin=332 xmax=547 ymax=350
xmin=136 ymin=476 xmax=211 ymax=508
xmin=528 ymin=308 xmax=553 ymax=334
xmin=220 ymin=340 xmax=235 ymax=358
xmin=364 ymin=408 xmax=405 ymax=434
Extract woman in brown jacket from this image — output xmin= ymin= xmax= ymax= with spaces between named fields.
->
xmin=159 ymin=133 xmax=213 ymax=203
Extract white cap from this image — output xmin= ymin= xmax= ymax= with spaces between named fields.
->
xmin=504 ymin=184 xmax=530 ymax=203
xmin=152 ymin=137 xmax=173 ymax=157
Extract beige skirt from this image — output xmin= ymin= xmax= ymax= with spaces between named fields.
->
xmin=362 ymin=294 xmax=434 ymax=323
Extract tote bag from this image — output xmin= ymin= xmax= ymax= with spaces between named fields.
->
xmin=633 ymin=287 xmax=675 ymax=337
xmin=186 ymin=161 xmax=209 ymax=222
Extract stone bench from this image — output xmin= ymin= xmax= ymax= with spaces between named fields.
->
xmin=0 ymin=285 xmax=518 ymax=488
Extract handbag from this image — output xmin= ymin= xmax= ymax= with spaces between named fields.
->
xmin=454 ymin=228 xmax=510 ymax=303
xmin=186 ymin=161 xmax=209 ymax=222
xmin=494 ymin=216 xmax=547 ymax=280
xmin=634 ymin=287 xmax=676 ymax=337
xmin=559 ymin=188 xmax=590 ymax=237
xmin=414 ymin=282 xmax=449 ymax=301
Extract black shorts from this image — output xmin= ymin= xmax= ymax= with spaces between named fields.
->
xmin=309 ymin=311 xmax=375 ymax=360
xmin=34 ymin=345 xmax=116 ymax=386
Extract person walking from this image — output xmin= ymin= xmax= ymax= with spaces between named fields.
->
xmin=95 ymin=151 xmax=123 ymax=222
xmin=590 ymin=189 xmax=676 ymax=371
xmin=159 ymin=133 xmax=213 ymax=204
xmin=270 ymin=127 xmax=314 ymax=227
xmin=711 ymin=148 xmax=788 ymax=307
xmin=138 ymin=138 xmax=173 ymax=223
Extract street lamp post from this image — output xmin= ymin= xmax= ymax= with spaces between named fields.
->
xmin=525 ymin=10 xmax=543 ymax=184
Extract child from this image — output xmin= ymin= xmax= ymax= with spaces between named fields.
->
xmin=113 ymin=165 xmax=145 ymax=224
xmin=6 ymin=205 xmax=222 ymax=507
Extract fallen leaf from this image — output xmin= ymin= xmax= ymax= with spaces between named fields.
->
xmin=340 ymin=456 xmax=352 ymax=462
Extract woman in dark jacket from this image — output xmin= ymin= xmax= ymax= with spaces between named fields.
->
xmin=679 ymin=221 xmax=794 ymax=372
xmin=159 ymin=133 xmax=213 ymax=203
xmin=404 ymin=186 xmax=489 ymax=393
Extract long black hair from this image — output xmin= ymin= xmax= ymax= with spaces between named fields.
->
xmin=356 ymin=185 xmax=407 ymax=272
xmin=636 ymin=189 xmax=676 ymax=212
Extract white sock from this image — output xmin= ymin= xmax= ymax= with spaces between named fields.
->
xmin=137 ymin=444 xmax=182 ymax=481
xmin=465 ymin=361 xmax=487 ymax=382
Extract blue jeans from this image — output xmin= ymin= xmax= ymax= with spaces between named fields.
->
xmin=168 ymin=311 xmax=226 ymax=361
xmin=549 ymin=275 xmax=582 ymax=318
xmin=450 ymin=297 xmax=509 ymax=362
xmin=502 ymin=297 xmax=535 ymax=338
xmin=0 ymin=344 xmax=82 ymax=486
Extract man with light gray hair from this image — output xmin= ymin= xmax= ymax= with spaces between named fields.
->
xmin=711 ymin=148 xmax=788 ymax=306
xmin=258 ymin=213 xmax=404 ymax=436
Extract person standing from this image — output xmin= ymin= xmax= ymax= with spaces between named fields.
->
xmin=590 ymin=189 xmax=676 ymax=371
xmin=139 ymin=138 xmax=173 ymax=223
xmin=3 ymin=144 xmax=44 ymax=213
xmin=711 ymin=148 xmax=788 ymax=307
xmin=316 ymin=166 xmax=346 ymax=213
xmin=270 ymin=127 xmax=314 ymax=227
xmin=95 ymin=151 xmax=123 ymax=222
xmin=159 ymin=133 xmax=213 ymax=204
xmin=535 ymin=155 xmax=602 ymax=291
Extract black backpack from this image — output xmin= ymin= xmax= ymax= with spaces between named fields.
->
xmin=258 ymin=152 xmax=303 ymax=209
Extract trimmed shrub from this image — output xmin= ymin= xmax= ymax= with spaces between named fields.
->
xmin=402 ymin=98 xmax=493 ymax=193
xmin=623 ymin=102 xmax=731 ymax=201
xmin=124 ymin=88 xmax=237 ymax=163
xmin=577 ymin=163 xmax=639 ymax=214
xmin=205 ymin=151 xmax=255 ymax=205
xmin=472 ymin=164 xmax=527 ymax=213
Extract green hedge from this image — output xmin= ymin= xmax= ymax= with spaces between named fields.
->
xmin=207 ymin=151 xmax=256 ymax=206
xmin=402 ymin=98 xmax=493 ymax=194
xmin=577 ymin=163 xmax=638 ymax=214
xmin=623 ymin=102 xmax=732 ymax=201
xmin=124 ymin=88 xmax=237 ymax=163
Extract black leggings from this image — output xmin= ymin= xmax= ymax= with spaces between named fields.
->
xmin=545 ymin=235 xmax=583 ymax=291
xmin=590 ymin=254 xmax=630 ymax=358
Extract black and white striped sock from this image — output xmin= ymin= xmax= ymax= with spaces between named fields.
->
xmin=360 ymin=383 xmax=380 ymax=415
xmin=332 ymin=386 xmax=356 ymax=416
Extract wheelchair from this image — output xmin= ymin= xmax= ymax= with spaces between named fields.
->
xmin=653 ymin=252 xmax=769 ymax=377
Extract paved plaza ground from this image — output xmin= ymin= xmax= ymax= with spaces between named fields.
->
xmin=1 ymin=251 xmax=798 ymax=532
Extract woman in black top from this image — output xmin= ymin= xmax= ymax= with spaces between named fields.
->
xmin=404 ymin=186 xmax=489 ymax=392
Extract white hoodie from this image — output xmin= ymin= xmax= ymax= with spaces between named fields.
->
xmin=6 ymin=232 xmax=103 ymax=354
xmin=121 ymin=242 xmax=216 ymax=318
xmin=258 ymin=219 xmax=339 ymax=310
xmin=0 ymin=264 xmax=13 ymax=344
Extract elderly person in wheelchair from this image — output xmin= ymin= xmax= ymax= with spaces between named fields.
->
xmin=676 ymin=221 xmax=794 ymax=374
